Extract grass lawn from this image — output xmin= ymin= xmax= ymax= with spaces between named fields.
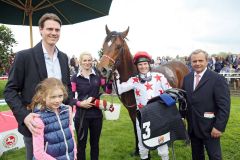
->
xmin=0 ymin=96 xmax=239 ymax=160
xmin=0 ymin=80 xmax=7 ymax=98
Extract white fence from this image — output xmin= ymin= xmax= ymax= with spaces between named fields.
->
xmin=219 ymin=72 xmax=240 ymax=93
xmin=219 ymin=72 xmax=240 ymax=79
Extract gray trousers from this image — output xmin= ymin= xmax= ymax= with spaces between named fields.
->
xmin=23 ymin=136 xmax=33 ymax=160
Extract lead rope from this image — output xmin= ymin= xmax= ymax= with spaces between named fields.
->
xmin=110 ymin=87 xmax=114 ymax=109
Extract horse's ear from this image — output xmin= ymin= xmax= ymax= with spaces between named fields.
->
xmin=105 ymin=25 xmax=111 ymax=35
xmin=121 ymin=26 xmax=129 ymax=38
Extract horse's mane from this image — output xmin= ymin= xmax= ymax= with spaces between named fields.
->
xmin=115 ymin=35 xmax=137 ymax=81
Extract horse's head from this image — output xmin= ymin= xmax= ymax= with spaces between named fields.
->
xmin=97 ymin=25 xmax=129 ymax=81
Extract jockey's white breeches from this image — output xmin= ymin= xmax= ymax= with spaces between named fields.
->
xmin=136 ymin=118 xmax=169 ymax=160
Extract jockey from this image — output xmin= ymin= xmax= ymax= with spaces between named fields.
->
xmin=133 ymin=51 xmax=154 ymax=83
xmin=115 ymin=51 xmax=171 ymax=160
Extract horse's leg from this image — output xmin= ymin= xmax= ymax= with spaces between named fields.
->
xmin=127 ymin=106 xmax=139 ymax=156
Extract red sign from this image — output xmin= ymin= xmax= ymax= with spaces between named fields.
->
xmin=2 ymin=134 xmax=18 ymax=148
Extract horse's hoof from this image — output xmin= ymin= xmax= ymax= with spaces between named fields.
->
xmin=130 ymin=150 xmax=139 ymax=157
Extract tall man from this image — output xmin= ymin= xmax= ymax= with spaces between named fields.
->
xmin=182 ymin=49 xmax=230 ymax=160
xmin=4 ymin=13 xmax=72 ymax=160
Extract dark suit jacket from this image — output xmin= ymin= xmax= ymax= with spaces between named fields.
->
xmin=182 ymin=69 xmax=230 ymax=139
xmin=4 ymin=42 xmax=72 ymax=137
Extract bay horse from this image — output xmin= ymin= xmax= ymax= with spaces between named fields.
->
xmin=97 ymin=25 xmax=189 ymax=155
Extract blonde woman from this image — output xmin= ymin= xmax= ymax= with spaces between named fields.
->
xmin=71 ymin=52 xmax=111 ymax=160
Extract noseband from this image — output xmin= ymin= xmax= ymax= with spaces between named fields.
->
xmin=101 ymin=54 xmax=116 ymax=64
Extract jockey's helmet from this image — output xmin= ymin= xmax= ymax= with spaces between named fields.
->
xmin=133 ymin=51 xmax=152 ymax=65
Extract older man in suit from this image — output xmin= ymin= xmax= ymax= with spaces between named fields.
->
xmin=4 ymin=13 xmax=72 ymax=160
xmin=182 ymin=49 xmax=230 ymax=160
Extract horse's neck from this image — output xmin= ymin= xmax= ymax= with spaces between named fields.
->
xmin=116 ymin=47 xmax=137 ymax=108
xmin=117 ymin=48 xmax=136 ymax=82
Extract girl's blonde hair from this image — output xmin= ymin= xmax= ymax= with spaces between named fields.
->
xmin=28 ymin=78 xmax=68 ymax=110
xmin=79 ymin=51 xmax=93 ymax=66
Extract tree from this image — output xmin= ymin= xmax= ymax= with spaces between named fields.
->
xmin=0 ymin=25 xmax=17 ymax=75
xmin=98 ymin=48 xmax=103 ymax=58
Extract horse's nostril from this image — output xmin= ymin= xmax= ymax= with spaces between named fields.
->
xmin=102 ymin=68 xmax=107 ymax=76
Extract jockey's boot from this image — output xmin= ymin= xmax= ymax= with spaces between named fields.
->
xmin=140 ymin=151 xmax=151 ymax=160
xmin=161 ymin=155 xmax=169 ymax=160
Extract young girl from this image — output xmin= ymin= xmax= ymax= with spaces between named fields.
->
xmin=28 ymin=78 xmax=77 ymax=160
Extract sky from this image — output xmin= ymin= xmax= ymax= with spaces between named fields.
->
xmin=3 ymin=0 xmax=240 ymax=59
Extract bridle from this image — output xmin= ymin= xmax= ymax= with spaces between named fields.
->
xmin=101 ymin=54 xmax=115 ymax=64
xmin=101 ymin=32 xmax=126 ymax=81
xmin=101 ymin=32 xmax=136 ymax=108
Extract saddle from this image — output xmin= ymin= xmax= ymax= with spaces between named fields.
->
xmin=137 ymin=88 xmax=189 ymax=150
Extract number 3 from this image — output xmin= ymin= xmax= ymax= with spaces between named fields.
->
xmin=142 ymin=121 xmax=151 ymax=139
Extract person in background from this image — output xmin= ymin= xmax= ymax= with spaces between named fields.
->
xmin=74 ymin=57 xmax=80 ymax=73
xmin=114 ymin=51 xmax=171 ymax=160
xmin=185 ymin=56 xmax=193 ymax=72
xmin=214 ymin=56 xmax=224 ymax=73
xmin=71 ymin=52 xmax=112 ymax=160
xmin=92 ymin=58 xmax=98 ymax=67
xmin=70 ymin=55 xmax=80 ymax=75
xmin=155 ymin=56 xmax=161 ymax=66
xmin=4 ymin=13 xmax=72 ymax=160
xmin=182 ymin=49 xmax=230 ymax=160
xmin=70 ymin=55 xmax=76 ymax=67
xmin=28 ymin=78 xmax=77 ymax=160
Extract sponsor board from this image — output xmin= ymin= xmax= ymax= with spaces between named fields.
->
xmin=0 ymin=129 xmax=24 ymax=157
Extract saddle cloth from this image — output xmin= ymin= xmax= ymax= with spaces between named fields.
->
xmin=137 ymin=91 xmax=188 ymax=150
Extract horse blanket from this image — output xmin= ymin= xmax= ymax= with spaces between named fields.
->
xmin=137 ymin=89 xmax=188 ymax=150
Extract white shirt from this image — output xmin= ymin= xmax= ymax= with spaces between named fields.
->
xmin=42 ymin=43 xmax=62 ymax=80
xmin=116 ymin=72 xmax=172 ymax=109
xmin=76 ymin=68 xmax=96 ymax=79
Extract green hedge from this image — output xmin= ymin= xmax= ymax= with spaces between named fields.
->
xmin=0 ymin=80 xmax=7 ymax=98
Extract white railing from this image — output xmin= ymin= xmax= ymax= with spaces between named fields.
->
xmin=0 ymin=99 xmax=6 ymax=106
xmin=219 ymin=73 xmax=240 ymax=79
xmin=0 ymin=76 xmax=8 ymax=80
xmin=219 ymin=72 xmax=240 ymax=92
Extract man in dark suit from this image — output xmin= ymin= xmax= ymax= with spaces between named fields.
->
xmin=182 ymin=49 xmax=230 ymax=160
xmin=4 ymin=13 xmax=72 ymax=160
